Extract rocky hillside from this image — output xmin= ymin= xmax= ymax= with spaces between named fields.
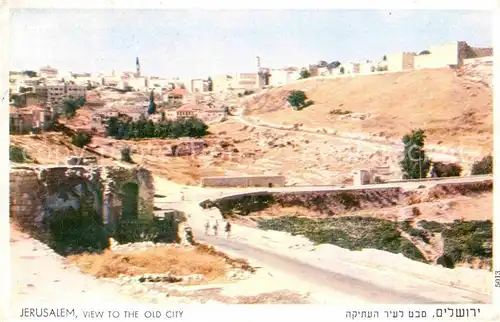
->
xmin=243 ymin=67 xmax=493 ymax=151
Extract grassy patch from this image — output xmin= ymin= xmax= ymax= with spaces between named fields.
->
xmin=258 ymin=216 xmax=427 ymax=263
xmin=441 ymin=220 xmax=492 ymax=264
xmin=66 ymin=246 xmax=228 ymax=280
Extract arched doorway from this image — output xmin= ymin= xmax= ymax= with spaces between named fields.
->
xmin=121 ymin=182 xmax=139 ymax=220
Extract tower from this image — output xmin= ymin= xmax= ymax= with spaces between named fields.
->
xmin=256 ymin=56 xmax=261 ymax=71
xmin=136 ymin=57 xmax=141 ymax=77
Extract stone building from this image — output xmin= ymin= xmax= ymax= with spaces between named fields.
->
xmin=9 ymin=164 xmax=155 ymax=233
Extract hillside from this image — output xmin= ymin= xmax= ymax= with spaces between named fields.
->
xmin=243 ymin=67 xmax=493 ymax=151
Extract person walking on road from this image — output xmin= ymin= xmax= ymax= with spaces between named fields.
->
xmin=213 ymin=220 xmax=219 ymax=237
xmin=204 ymin=219 xmax=210 ymax=236
xmin=224 ymin=221 xmax=231 ymax=239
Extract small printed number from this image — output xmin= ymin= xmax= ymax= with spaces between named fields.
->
xmin=495 ymin=271 xmax=500 ymax=288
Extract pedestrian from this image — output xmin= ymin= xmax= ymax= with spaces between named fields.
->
xmin=224 ymin=221 xmax=231 ymax=239
xmin=204 ymin=219 xmax=210 ymax=235
xmin=213 ymin=219 xmax=219 ymax=237
xmin=430 ymin=164 xmax=437 ymax=178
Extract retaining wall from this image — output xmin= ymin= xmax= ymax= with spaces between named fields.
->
xmin=201 ymin=175 xmax=286 ymax=188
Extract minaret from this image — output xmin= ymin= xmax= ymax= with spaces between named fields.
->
xmin=136 ymin=57 xmax=141 ymax=77
xmin=256 ymin=56 xmax=261 ymax=72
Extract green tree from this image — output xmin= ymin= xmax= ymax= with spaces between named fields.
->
xmin=339 ymin=67 xmax=345 ymax=74
xmin=106 ymin=117 xmax=120 ymax=137
xmin=328 ymin=61 xmax=341 ymax=69
xmin=10 ymin=145 xmax=28 ymax=163
xmin=299 ymin=69 xmax=311 ymax=79
xmin=287 ymin=90 xmax=308 ymax=110
xmin=147 ymin=90 xmax=157 ymax=115
xmin=120 ymin=146 xmax=133 ymax=163
xmin=399 ymin=129 xmax=431 ymax=179
xmin=207 ymin=77 xmax=213 ymax=92
xmin=77 ymin=96 xmax=86 ymax=107
xmin=71 ymin=131 xmax=92 ymax=148
xmin=58 ymin=98 xmax=80 ymax=118
xmin=471 ymin=155 xmax=493 ymax=175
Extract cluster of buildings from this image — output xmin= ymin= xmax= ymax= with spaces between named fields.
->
xmin=280 ymin=40 xmax=493 ymax=84
xmin=9 ymin=40 xmax=492 ymax=134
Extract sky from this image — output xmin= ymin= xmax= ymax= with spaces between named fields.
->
xmin=9 ymin=9 xmax=493 ymax=79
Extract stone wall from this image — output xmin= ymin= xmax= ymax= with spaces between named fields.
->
xmin=205 ymin=180 xmax=493 ymax=218
xmin=10 ymin=164 xmax=155 ymax=231
xmin=206 ymin=187 xmax=404 ymax=217
xmin=200 ymin=175 xmax=286 ymax=188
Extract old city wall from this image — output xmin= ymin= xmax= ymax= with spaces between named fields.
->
xmin=10 ymin=164 xmax=155 ymax=230
xmin=200 ymin=175 xmax=286 ymax=188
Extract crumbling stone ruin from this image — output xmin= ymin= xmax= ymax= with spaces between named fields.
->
xmin=10 ymin=164 xmax=155 ymax=234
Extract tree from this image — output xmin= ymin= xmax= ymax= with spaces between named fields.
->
xmin=471 ymin=155 xmax=493 ymax=175
xmin=399 ymin=129 xmax=431 ymax=179
xmin=299 ymin=69 xmax=311 ymax=79
xmin=23 ymin=70 xmax=37 ymax=77
xmin=77 ymin=96 xmax=86 ymax=107
xmin=317 ymin=60 xmax=328 ymax=67
xmin=419 ymin=50 xmax=431 ymax=55
xmin=58 ymin=98 xmax=80 ymax=118
xmin=120 ymin=146 xmax=133 ymax=163
xmin=147 ymin=89 xmax=157 ymax=115
xmin=106 ymin=117 xmax=119 ymax=137
xmin=383 ymin=55 xmax=387 ymax=61
xmin=287 ymin=90 xmax=307 ymax=110
xmin=71 ymin=131 xmax=92 ymax=148
xmin=339 ymin=67 xmax=345 ymax=74
xmin=207 ymin=77 xmax=213 ymax=92
xmin=328 ymin=61 xmax=341 ymax=69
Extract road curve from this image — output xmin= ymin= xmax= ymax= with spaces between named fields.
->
xmin=193 ymin=229 xmax=489 ymax=304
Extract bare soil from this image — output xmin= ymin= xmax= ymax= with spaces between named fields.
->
xmin=244 ymin=68 xmax=493 ymax=151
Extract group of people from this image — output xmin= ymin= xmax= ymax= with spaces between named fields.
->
xmin=204 ymin=219 xmax=231 ymax=238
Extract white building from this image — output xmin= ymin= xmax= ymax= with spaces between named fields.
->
xmin=269 ymin=68 xmax=301 ymax=87
xmin=39 ymin=66 xmax=58 ymax=78
xmin=36 ymin=84 xmax=87 ymax=107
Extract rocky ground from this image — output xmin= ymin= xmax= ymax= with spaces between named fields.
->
xmin=243 ymin=66 xmax=493 ymax=151
xmin=9 ymin=224 xmax=321 ymax=310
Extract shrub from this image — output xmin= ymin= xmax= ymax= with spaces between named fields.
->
xmin=10 ymin=145 xmax=29 ymax=163
xmin=120 ymin=146 xmax=133 ymax=163
xmin=441 ymin=220 xmax=492 ymax=263
xmin=329 ymin=109 xmax=351 ymax=115
xmin=115 ymin=217 xmax=179 ymax=244
xmin=258 ymin=216 xmax=427 ymax=263
xmin=471 ymin=155 xmax=493 ymax=175
xmin=45 ymin=205 xmax=110 ymax=255
xmin=417 ymin=220 xmax=446 ymax=233
xmin=287 ymin=90 xmax=308 ymax=110
xmin=71 ymin=131 xmax=92 ymax=148
xmin=299 ymin=69 xmax=311 ymax=79
xmin=433 ymin=162 xmax=463 ymax=177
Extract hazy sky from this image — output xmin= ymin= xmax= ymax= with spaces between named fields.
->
xmin=9 ymin=9 xmax=493 ymax=79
